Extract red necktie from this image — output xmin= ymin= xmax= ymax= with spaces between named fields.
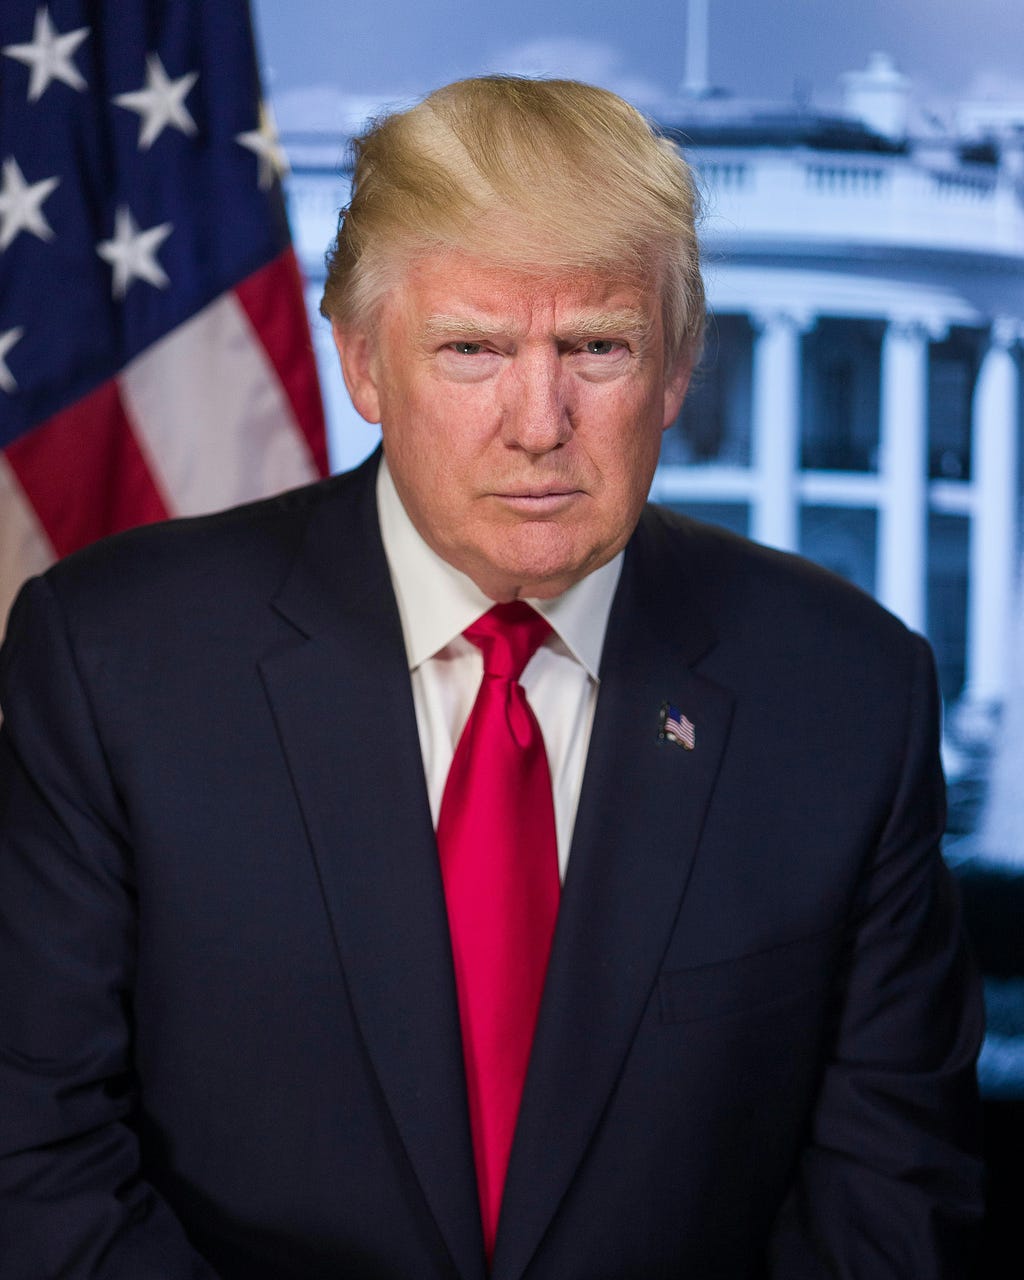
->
xmin=437 ymin=602 xmax=560 ymax=1261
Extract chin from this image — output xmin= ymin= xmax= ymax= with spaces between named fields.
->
xmin=452 ymin=515 xmax=622 ymax=598
xmin=477 ymin=541 xmax=605 ymax=600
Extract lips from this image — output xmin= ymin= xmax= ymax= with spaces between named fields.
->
xmin=500 ymin=488 xmax=578 ymax=499
xmin=493 ymin=489 xmax=583 ymax=514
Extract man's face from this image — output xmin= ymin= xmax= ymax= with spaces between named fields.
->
xmin=336 ymin=251 xmax=691 ymax=601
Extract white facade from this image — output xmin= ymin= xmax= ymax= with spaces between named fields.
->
xmin=651 ymin=75 xmax=1024 ymax=718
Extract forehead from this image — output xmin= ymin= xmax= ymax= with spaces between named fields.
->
xmin=384 ymin=250 xmax=664 ymax=337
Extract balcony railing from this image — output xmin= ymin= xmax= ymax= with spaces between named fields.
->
xmin=693 ymin=148 xmax=1024 ymax=260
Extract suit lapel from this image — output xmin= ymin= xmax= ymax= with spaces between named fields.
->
xmin=493 ymin=510 xmax=735 ymax=1280
xmin=257 ymin=457 xmax=486 ymax=1280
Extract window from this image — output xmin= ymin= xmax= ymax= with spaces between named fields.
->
xmin=660 ymin=315 xmax=752 ymax=466
xmin=928 ymin=331 xmax=979 ymax=480
xmin=801 ymin=319 xmax=882 ymax=472
xmin=927 ymin=512 xmax=969 ymax=702
xmin=799 ymin=505 xmax=877 ymax=596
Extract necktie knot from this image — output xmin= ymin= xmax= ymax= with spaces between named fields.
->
xmin=465 ymin=602 xmax=551 ymax=683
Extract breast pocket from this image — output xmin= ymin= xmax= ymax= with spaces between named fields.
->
xmin=658 ymin=926 xmax=841 ymax=1025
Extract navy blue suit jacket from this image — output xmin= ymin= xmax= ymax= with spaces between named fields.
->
xmin=0 ymin=451 xmax=983 ymax=1278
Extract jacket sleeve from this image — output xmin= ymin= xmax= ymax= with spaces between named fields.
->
xmin=766 ymin=633 xmax=985 ymax=1278
xmin=0 ymin=574 xmax=222 ymax=1280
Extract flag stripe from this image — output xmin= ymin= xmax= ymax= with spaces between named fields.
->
xmin=0 ymin=0 xmax=327 ymax=632
xmin=235 ymin=249 xmax=329 ymax=477
xmin=118 ymin=287 xmax=320 ymax=517
xmin=5 ymin=380 xmax=171 ymax=558
xmin=0 ymin=456 xmax=55 ymax=636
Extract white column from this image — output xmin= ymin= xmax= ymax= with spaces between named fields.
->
xmin=966 ymin=318 xmax=1021 ymax=706
xmin=877 ymin=319 xmax=933 ymax=632
xmin=750 ymin=310 xmax=809 ymax=552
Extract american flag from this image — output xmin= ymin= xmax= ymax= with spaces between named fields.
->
xmin=0 ymin=1 xmax=328 ymax=630
xmin=660 ymin=703 xmax=696 ymax=751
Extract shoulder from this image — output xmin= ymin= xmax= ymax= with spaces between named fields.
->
xmin=629 ymin=508 xmax=944 ymax=852
xmin=1 ymin=457 xmax=382 ymax=747
xmin=635 ymin=502 xmax=929 ymax=692
xmin=29 ymin=458 xmax=377 ymax=633
xmin=639 ymin=501 xmax=909 ymax=635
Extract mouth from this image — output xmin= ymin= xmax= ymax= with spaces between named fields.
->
xmin=492 ymin=489 xmax=584 ymax=515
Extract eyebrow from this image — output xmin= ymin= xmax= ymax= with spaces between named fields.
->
xmin=421 ymin=315 xmax=508 ymax=341
xmin=420 ymin=308 xmax=653 ymax=345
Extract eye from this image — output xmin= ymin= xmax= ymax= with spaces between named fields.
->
xmin=583 ymin=339 xmax=618 ymax=355
xmin=451 ymin=341 xmax=484 ymax=355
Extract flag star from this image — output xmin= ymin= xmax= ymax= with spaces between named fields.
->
xmin=113 ymin=52 xmax=199 ymax=150
xmin=96 ymin=206 xmax=173 ymax=300
xmin=0 ymin=157 xmax=60 ymax=251
xmin=3 ymin=6 xmax=88 ymax=102
xmin=0 ymin=326 xmax=25 ymax=394
xmin=235 ymin=103 xmax=288 ymax=190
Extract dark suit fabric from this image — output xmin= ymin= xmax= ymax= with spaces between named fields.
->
xmin=0 ymin=452 xmax=983 ymax=1279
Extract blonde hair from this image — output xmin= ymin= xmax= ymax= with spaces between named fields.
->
xmin=320 ymin=76 xmax=705 ymax=365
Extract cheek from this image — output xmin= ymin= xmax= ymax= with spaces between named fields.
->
xmin=411 ymin=387 xmax=500 ymax=471
xmin=588 ymin=391 xmax=665 ymax=478
xmin=384 ymin=407 xmax=476 ymax=519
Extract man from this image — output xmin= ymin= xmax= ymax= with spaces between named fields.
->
xmin=0 ymin=77 xmax=983 ymax=1278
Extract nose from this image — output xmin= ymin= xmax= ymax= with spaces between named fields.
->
xmin=500 ymin=351 xmax=574 ymax=454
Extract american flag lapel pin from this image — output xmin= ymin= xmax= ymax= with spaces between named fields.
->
xmin=659 ymin=702 xmax=696 ymax=750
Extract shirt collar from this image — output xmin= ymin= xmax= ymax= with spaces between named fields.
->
xmin=376 ymin=455 xmax=621 ymax=680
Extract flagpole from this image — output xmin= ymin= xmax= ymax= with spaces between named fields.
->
xmin=683 ymin=0 xmax=710 ymax=98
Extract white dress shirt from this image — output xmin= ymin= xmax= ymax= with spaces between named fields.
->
xmin=376 ymin=458 xmax=621 ymax=881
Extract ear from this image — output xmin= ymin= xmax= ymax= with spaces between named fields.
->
xmin=332 ymin=320 xmax=382 ymax=425
xmin=661 ymin=356 xmax=692 ymax=431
